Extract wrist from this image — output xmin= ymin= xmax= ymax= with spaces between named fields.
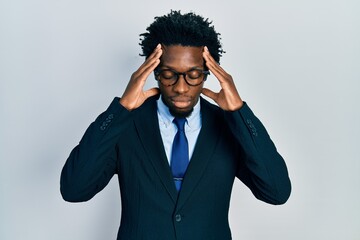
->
xmin=119 ymin=98 xmax=133 ymax=111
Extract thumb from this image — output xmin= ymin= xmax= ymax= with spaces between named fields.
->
xmin=144 ymin=87 xmax=160 ymax=99
xmin=201 ymin=88 xmax=217 ymax=101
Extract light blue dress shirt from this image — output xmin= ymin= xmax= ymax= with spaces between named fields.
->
xmin=157 ymin=97 xmax=202 ymax=164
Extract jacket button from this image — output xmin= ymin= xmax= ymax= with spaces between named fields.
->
xmin=175 ymin=214 xmax=182 ymax=222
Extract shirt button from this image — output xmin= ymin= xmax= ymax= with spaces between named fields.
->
xmin=175 ymin=214 xmax=182 ymax=222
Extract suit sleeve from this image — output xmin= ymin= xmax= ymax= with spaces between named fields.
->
xmin=60 ymin=97 xmax=131 ymax=202
xmin=224 ymin=102 xmax=291 ymax=205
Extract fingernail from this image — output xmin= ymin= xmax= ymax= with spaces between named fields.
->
xmin=204 ymin=46 xmax=208 ymax=51
xmin=156 ymin=43 xmax=161 ymax=49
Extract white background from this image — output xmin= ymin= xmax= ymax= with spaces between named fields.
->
xmin=1 ymin=0 xmax=359 ymax=239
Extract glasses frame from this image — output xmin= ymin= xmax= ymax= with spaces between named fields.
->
xmin=154 ymin=68 xmax=210 ymax=86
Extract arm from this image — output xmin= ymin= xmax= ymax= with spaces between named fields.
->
xmin=202 ymin=47 xmax=291 ymax=204
xmin=60 ymin=99 xmax=131 ymax=202
xmin=60 ymin=45 xmax=163 ymax=202
xmin=225 ymin=103 xmax=291 ymax=204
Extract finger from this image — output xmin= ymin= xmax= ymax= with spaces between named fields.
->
xmin=125 ymin=45 xmax=161 ymax=96
xmin=143 ymin=44 xmax=162 ymax=66
xmin=131 ymin=56 xmax=161 ymax=86
xmin=133 ymin=45 xmax=162 ymax=79
xmin=135 ymin=48 xmax=162 ymax=69
xmin=201 ymin=88 xmax=218 ymax=101
xmin=203 ymin=51 xmax=226 ymax=77
xmin=203 ymin=47 xmax=229 ymax=83
xmin=143 ymin=45 xmax=162 ymax=69
xmin=138 ymin=58 xmax=161 ymax=81
xmin=203 ymin=46 xmax=220 ymax=68
xmin=203 ymin=46 xmax=217 ymax=63
xmin=141 ymin=43 xmax=161 ymax=65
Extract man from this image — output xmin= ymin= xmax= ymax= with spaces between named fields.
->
xmin=60 ymin=10 xmax=291 ymax=240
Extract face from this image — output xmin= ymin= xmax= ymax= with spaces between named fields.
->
xmin=157 ymin=45 xmax=205 ymax=118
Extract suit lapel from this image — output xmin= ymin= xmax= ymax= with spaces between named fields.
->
xmin=133 ymin=96 xmax=178 ymax=203
xmin=176 ymin=98 xmax=221 ymax=211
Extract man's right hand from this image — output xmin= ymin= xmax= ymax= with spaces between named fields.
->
xmin=119 ymin=44 xmax=162 ymax=110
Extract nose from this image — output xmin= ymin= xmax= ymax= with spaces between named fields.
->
xmin=173 ymin=74 xmax=189 ymax=93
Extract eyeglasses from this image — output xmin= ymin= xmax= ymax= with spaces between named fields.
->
xmin=154 ymin=68 xmax=210 ymax=86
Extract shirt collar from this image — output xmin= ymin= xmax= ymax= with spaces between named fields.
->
xmin=157 ymin=96 xmax=201 ymax=130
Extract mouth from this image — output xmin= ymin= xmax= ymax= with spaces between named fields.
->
xmin=170 ymin=97 xmax=192 ymax=109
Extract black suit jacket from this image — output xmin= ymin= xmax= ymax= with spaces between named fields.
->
xmin=60 ymin=95 xmax=291 ymax=240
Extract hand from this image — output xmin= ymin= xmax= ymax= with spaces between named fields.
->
xmin=201 ymin=46 xmax=243 ymax=111
xmin=119 ymin=44 xmax=162 ymax=110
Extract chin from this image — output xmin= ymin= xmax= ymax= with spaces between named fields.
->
xmin=169 ymin=107 xmax=193 ymax=118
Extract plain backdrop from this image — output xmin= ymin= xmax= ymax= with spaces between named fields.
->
xmin=1 ymin=0 xmax=359 ymax=239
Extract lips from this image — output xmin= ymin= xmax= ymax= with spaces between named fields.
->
xmin=170 ymin=97 xmax=192 ymax=109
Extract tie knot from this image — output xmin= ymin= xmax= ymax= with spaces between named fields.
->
xmin=173 ymin=117 xmax=186 ymax=131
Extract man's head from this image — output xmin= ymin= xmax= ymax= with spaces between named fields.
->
xmin=139 ymin=10 xmax=223 ymax=117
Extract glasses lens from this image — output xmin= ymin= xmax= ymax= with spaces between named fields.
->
xmin=186 ymin=69 xmax=206 ymax=85
xmin=160 ymin=70 xmax=175 ymax=79
xmin=158 ymin=70 xmax=177 ymax=85
xmin=186 ymin=69 xmax=203 ymax=79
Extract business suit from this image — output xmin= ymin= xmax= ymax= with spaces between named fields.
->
xmin=60 ymin=95 xmax=291 ymax=240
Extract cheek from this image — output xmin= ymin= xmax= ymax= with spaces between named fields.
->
xmin=190 ymin=87 xmax=203 ymax=102
xmin=194 ymin=85 xmax=204 ymax=96
xmin=159 ymin=85 xmax=168 ymax=96
xmin=159 ymin=87 xmax=174 ymax=105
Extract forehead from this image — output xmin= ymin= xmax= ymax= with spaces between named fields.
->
xmin=160 ymin=45 xmax=204 ymax=69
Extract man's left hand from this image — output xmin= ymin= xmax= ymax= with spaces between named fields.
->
xmin=201 ymin=46 xmax=243 ymax=111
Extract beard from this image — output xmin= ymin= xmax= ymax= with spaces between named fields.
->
xmin=169 ymin=107 xmax=193 ymax=118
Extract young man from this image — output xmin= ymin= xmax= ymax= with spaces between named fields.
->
xmin=60 ymin=10 xmax=291 ymax=240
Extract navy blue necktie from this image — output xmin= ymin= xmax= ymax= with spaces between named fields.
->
xmin=171 ymin=117 xmax=189 ymax=191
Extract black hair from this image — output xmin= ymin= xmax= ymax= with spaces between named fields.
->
xmin=139 ymin=10 xmax=224 ymax=63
